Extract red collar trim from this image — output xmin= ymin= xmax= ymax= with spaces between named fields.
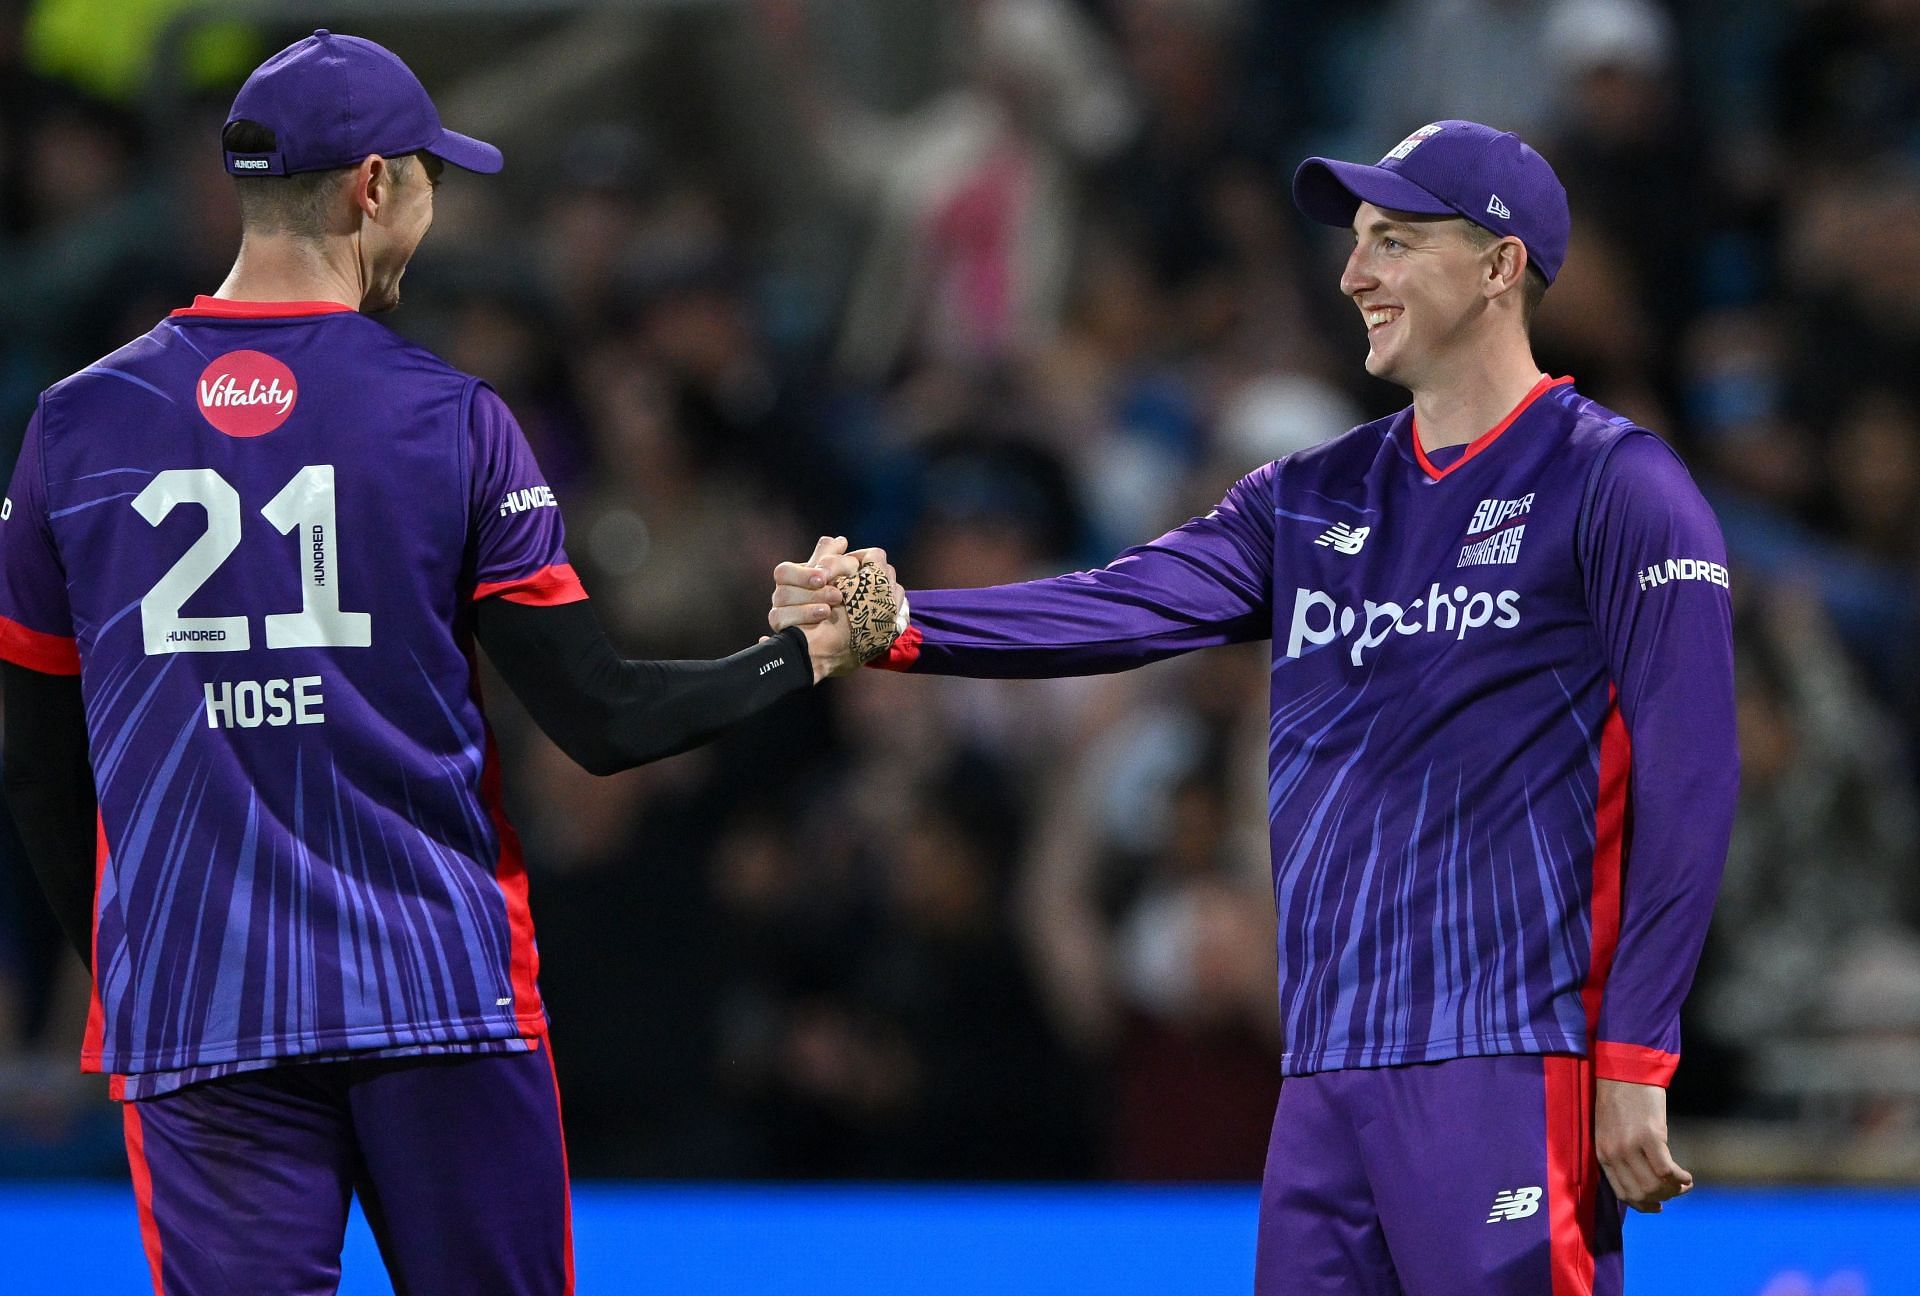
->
xmin=169 ymin=296 xmax=357 ymax=319
xmin=1411 ymin=375 xmax=1574 ymax=482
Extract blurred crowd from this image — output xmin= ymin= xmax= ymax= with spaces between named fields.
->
xmin=1 ymin=0 xmax=1917 ymax=1181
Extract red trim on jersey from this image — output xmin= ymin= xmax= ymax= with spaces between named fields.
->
xmin=539 ymin=1031 xmax=577 ymax=1295
xmin=0 ymin=615 xmax=81 ymax=675
xmin=122 ymin=1103 xmax=166 ymax=1296
xmin=473 ymin=564 xmax=588 ymax=607
xmin=478 ymin=723 xmax=546 ymax=1033
xmin=869 ymin=622 xmax=923 ymax=672
xmin=168 ymin=296 xmax=355 ymax=319
xmin=1580 ymin=692 xmax=1630 ymax=1037
xmin=81 ymin=812 xmax=110 ymax=1072
xmin=1593 ymin=1040 xmax=1679 ymax=1087
xmin=1411 ymin=374 xmax=1574 ymax=482
xmin=1543 ymin=1053 xmax=1599 ymax=1296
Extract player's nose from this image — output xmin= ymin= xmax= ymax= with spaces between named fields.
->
xmin=1340 ymin=245 xmax=1376 ymax=298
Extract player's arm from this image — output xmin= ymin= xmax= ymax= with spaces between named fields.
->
xmin=769 ymin=464 xmax=1278 ymax=676
xmin=1579 ymin=431 xmax=1739 ymax=1212
xmin=475 ymin=597 xmax=836 ymax=777
xmin=0 ymin=404 xmax=94 ymax=965
xmin=1 ymin=665 xmax=95 ymax=964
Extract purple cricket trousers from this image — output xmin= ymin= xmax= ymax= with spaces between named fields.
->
xmin=121 ymin=1039 xmax=572 ymax=1295
xmin=1257 ymin=1054 xmax=1626 ymax=1295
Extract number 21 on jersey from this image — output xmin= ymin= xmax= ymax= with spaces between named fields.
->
xmin=133 ymin=465 xmax=372 ymax=655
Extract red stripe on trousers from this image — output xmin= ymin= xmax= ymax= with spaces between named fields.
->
xmin=122 ymin=1102 xmax=165 ymax=1295
xmin=1543 ymin=1054 xmax=1598 ymax=1296
xmin=538 ymin=1034 xmax=577 ymax=1295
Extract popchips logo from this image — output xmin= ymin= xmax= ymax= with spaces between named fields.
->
xmin=196 ymin=351 xmax=297 ymax=437
xmin=1286 ymin=584 xmax=1521 ymax=666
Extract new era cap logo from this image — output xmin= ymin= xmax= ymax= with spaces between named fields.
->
xmin=196 ymin=351 xmax=298 ymax=437
xmin=1487 ymin=194 xmax=1511 ymax=219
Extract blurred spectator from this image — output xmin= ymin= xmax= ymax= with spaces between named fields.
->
xmin=762 ymin=0 xmax=1138 ymax=381
xmin=1691 ymin=584 xmax=1920 ymax=1109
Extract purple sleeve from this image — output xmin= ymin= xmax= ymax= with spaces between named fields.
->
xmin=0 ymin=406 xmax=81 ymax=675
xmin=1580 ymin=433 xmax=1737 ymax=1087
xmin=466 ymin=384 xmax=586 ymax=606
xmin=878 ymin=464 xmax=1275 ymax=677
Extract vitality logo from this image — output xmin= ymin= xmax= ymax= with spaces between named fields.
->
xmin=1286 ymin=584 xmax=1521 ymax=666
xmin=1486 ymin=1187 xmax=1542 ymax=1223
xmin=197 ymin=351 xmax=298 ymax=437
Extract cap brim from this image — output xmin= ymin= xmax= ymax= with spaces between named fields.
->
xmin=1291 ymin=157 xmax=1454 ymax=228
xmin=427 ymin=127 xmax=502 ymax=174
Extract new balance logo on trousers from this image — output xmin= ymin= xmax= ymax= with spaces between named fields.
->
xmin=1486 ymin=1186 xmax=1543 ymax=1223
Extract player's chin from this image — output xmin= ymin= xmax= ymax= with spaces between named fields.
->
xmin=362 ymin=283 xmax=404 ymax=315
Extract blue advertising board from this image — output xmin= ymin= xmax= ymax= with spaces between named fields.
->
xmin=0 ymin=1183 xmax=1911 ymax=1293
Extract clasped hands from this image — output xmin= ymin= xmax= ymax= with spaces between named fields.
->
xmin=770 ymin=536 xmax=904 ymax=682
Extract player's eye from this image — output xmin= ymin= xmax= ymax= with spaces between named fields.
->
xmin=1382 ymin=237 xmax=1404 ymax=251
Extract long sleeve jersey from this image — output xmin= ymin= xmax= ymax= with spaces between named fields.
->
xmin=876 ymin=377 xmax=1737 ymax=1085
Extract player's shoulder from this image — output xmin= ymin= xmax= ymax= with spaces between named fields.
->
xmin=1543 ymin=383 xmax=1682 ymax=474
xmin=1270 ymin=410 xmax=1403 ymax=481
xmin=1547 ymin=387 xmax=1712 ymax=530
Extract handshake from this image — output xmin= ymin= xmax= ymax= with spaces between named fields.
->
xmin=769 ymin=535 xmax=908 ymax=682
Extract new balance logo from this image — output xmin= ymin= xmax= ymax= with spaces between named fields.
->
xmin=1487 ymin=194 xmax=1511 ymax=220
xmin=1487 ymin=1187 xmax=1542 ymax=1223
xmin=1314 ymin=522 xmax=1370 ymax=555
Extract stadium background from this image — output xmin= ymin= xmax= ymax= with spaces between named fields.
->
xmin=0 ymin=0 xmax=1915 ymax=1289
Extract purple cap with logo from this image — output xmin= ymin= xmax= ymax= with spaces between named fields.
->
xmin=1292 ymin=121 xmax=1569 ymax=283
xmin=224 ymin=30 xmax=502 ymax=177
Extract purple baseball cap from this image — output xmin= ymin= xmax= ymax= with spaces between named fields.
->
xmin=1292 ymin=121 xmax=1568 ymax=283
xmin=224 ymin=30 xmax=502 ymax=177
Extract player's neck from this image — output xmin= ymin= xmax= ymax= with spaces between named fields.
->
xmin=1408 ymin=341 xmax=1544 ymax=453
xmin=213 ymin=236 xmax=363 ymax=311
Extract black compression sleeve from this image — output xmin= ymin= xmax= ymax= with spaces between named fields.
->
xmin=2 ymin=664 xmax=97 ymax=965
xmin=474 ymin=598 xmax=814 ymax=776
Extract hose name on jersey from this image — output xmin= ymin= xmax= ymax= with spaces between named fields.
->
xmin=1287 ymin=584 xmax=1522 ymax=666
xmin=204 ymin=676 xmax=326 ymax=729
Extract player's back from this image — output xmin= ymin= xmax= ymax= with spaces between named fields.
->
xmin=23 ymin=299 xmax=550 ymax=1081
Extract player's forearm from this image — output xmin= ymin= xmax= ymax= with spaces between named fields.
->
xmin=475 ymin=599 xmax=812 ymax=775
xmin=1594 ymin=637 xmax=1738 ymax=1082
xmin=1 ymin=665 xmax=97 ymax=965
xmin=1593 ymin=713 xmax=1736 ymax=1084
xmin=878 ymin=550 xmax=1270 ymax=678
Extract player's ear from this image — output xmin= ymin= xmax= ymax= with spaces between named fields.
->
xmin=350 ymin=155 xmax=387 ymax=220
xmin=1486 ymin=237 xmax=1528 ymax=302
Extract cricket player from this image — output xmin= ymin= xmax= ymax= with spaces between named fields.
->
xmin=772 ymin=121 xmax=1736 ymax=1293
xmin=0 ymin=32 xmax=893 ymax=1295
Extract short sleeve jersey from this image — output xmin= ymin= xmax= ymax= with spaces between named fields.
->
xmin=0 ymin=298 xmax=586 ymax=1093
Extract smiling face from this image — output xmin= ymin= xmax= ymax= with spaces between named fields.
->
xmin=1341 ymin=201 xmax=1514 ymax=391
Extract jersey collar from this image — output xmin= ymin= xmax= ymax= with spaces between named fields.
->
xmin=169 ymin=296 xmax=357 ymax=319
xmin=1410 ymin=374 xmax=1574 ymax=482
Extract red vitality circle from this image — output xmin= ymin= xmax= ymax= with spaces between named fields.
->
xmin=196 ymin=350 xmax=298 ymax=437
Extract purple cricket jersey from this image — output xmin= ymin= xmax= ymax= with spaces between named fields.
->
xmin=0 ymin=297 xmax=586 ymax=1098
xmin=877 ymin=376 xmax=1737 ymax=1085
